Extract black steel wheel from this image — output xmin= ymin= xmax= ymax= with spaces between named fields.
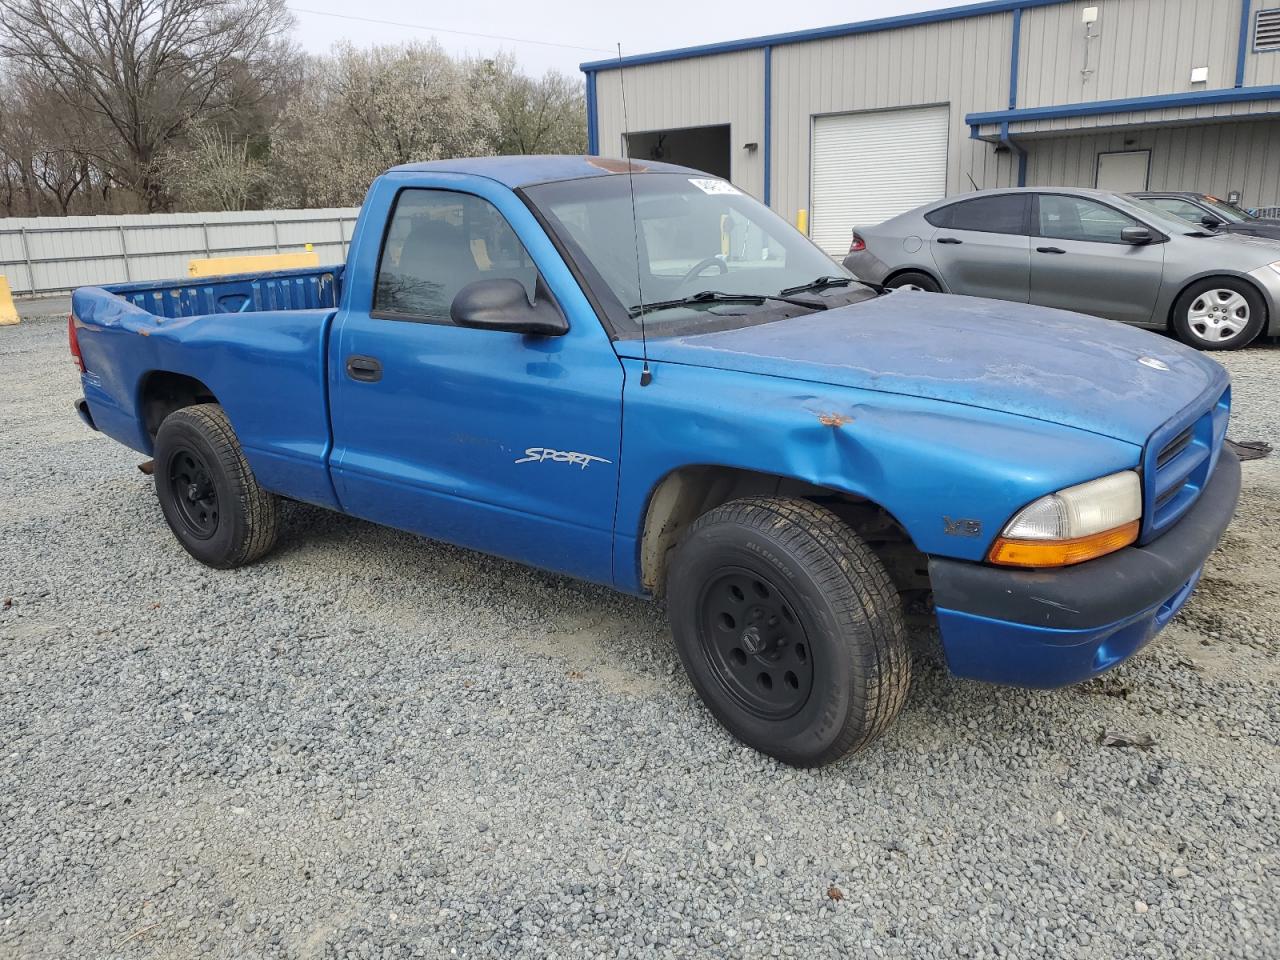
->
xmin=153 ymin=404 xmax=280 ymax=568
xmin=165 ymin=445 xmax=220 ymax=539
xmin=696 ymin=568 xmax=814 ymax=720
xmin=667 ymin=497 xmax=911 ymax=767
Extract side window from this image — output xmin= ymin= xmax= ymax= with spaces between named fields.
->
xmin=924 ymin=205 xmax=952 ymax=228
xmin=1148 ymin=197 xmax=1207 ymax=224
xmin=374 ymin=189 xmax=536 ymax=321
xmin=943 ymin=195 xmax=1028 ymax=235
xmin=1037 ymin=194 xmax=1139 ymax=244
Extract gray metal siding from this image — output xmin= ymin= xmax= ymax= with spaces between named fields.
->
xmin=1024 ymin=117 xmax=1280 ymax=205
xmin=592 ymin=51 xmax=766 ymax=199
xmin=770 ymin=14 xmax=1016 ymax=224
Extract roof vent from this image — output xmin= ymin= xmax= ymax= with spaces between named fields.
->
xmin=1256 ymin=8 xmax=1280 ymax=51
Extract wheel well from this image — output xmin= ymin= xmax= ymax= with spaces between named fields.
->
xmin=1166 ymin=274 xmax=1269 ymax=331
xmin=639 ymin=466 xmax=930 ymax=610
xmin=883 ymin=266 xmax=941 ymax=289
xmin=139 ymin=371 xmax=218 ymax=440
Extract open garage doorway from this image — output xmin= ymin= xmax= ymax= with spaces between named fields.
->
xmin=624 ymin=125 xmax=731 ymax=179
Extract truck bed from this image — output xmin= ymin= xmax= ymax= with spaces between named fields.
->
xmin=105 ymin=264 xmax=343 ymax=319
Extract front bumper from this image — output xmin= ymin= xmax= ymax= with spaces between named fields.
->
xmin=929 ymin=449 xmax=1241 ymax=688
xmin=1247 ymin=264 xmax=1280 ymax=335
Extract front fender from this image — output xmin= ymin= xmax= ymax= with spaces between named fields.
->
xmin=612 ymin=359 xmax=1141 ymax=593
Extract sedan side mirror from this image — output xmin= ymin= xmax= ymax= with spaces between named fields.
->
xmin=1120 ymin=226 xmax=1153 ymax=245
xmin=451 ymin=276 xmax=568 ymax=336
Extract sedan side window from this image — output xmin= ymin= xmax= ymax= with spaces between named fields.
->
xmin=941 ymin=194 xmax=1029 ymax=235
xmin=1037 ymin=195 xmax=1140 ymax=244
xmin=1148 ymin=197 xmax=1210 ymax=224
xmin=374 ymin=189 xmax=537 ymax=321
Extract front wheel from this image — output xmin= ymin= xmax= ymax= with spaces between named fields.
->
xmin=1171 ymin=279 xmax=1265 ymax=350
xmin=153 ymin=403 xmax=281 ymax=568
xmin=667 ymin=497 xmax=911 ymax=767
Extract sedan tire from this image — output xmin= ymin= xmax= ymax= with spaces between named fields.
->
xmin=1171 ymin=278 xmax=1265 ymax=350
xmin=885 ymin=271 xmax=941 ymax=293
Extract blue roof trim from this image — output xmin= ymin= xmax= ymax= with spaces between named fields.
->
xmin=580 ymin=0 xmax=1068 ymax=71
xmin=967 ymin=84 xmax=1280 ymax=128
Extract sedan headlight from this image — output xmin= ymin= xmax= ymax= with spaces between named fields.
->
xmin=989 ymin=471 xmax=1141 ymax=567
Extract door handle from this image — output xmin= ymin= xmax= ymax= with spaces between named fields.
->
xmin=346 ymin=355 xmax=382 ymax=382
xmin=936 ymin=237 xmax=963 ymax=244
xmin=1036 ymin=246 xmax=1066 ymax=254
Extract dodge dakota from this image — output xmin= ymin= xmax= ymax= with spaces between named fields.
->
xmin=69 ymin=156 xmax=1241 ymax=766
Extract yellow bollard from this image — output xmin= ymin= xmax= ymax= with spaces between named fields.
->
xmin=796 ymin=209 xmax=809 ymax=236
xmin=0 ymin=276 xmax=19 ymax=326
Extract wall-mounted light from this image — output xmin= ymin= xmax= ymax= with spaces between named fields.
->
xmin=1190 ymin=66 xmax=1209 ymax=83
xmin=743 ymin=142 xmax=759 ymax=152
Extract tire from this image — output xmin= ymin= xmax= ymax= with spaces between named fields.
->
xmin=885 ymin=270 xmax=941 ymax=293
xmin=1171 ymin=278 xmax=1266 ymax=350
xmin=666 ymin=497 xmax=911 ymax=767
xmin=153 ymin=403 xmax=280 ymax=569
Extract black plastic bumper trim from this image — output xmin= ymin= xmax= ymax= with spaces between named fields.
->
xmin=928 ymin=449 xmax=1241 ymax=631
xmin=74 ymin=398 xmax=97 ymax=431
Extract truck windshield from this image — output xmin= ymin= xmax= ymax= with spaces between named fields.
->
xmin=523 ymin=172 xmax=870 ymax=337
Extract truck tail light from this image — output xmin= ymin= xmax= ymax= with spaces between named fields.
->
xmin=68 ymin=314 xmax=85 ymax=373
xmin=848 ymin=231 xmax=866 ymax=254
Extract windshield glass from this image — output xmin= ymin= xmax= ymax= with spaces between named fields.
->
xmin=524 ymin=172 xmax=868 ymax=336
xmin=1121 ymin=196 xmax=1210 ymax=235
xmin=1200 ymin=195 xmax=1253 ymax=222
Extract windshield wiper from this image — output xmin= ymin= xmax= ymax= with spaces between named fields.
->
xmin=627 ymin=289 xmax=828 ymax=318
xmin=779 ymin=275 xmax=856 ymax=296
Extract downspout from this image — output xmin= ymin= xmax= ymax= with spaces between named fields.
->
xmin=585 ymin=70 xmax=599 ymax=155
xmin=1235 ymin=0 xmax=1253 ymax=88
xmin=763 ymin=46 xmax=773 ymax=207
xmin=999 ymin=121 xmax=1028 ymax=188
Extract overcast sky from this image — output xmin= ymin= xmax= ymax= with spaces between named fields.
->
xmin=287 ymin=0 xmax=946 ymax=75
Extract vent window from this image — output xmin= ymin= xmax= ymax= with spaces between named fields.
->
xmin=1257 ymin=8 xmax=1280 ymax=51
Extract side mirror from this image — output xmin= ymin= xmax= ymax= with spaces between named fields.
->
xmin=450 ymin=276 xmax=568 ymax=336
xmin=1200 ymin=215 xmax=1221 ymax=230
xmin=1120 ymin=226 xmax=1153 ymax=245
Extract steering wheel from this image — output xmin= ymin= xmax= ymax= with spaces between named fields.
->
xmin=680 ymin=256 xmax=728 ymax=285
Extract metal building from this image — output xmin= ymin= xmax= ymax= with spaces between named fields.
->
xmin=582 ymin=0 xmax=1280 ymax=253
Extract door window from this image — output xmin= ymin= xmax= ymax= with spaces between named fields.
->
xmin=926 ymin=194 xmax=1028 ymax=234
xmin=374 ymin=190 xmax=536 ymax=321
xmin=1036 ymin=195 xmax=1140 ymax=244
xmin=1146 ymin=197 xmax=1211 ymax=225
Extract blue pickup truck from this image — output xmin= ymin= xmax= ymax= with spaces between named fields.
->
xmin=69 ymin=156 xmax=1240 ymax=766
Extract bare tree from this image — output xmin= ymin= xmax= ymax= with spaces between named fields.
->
xmin=159 ymin=123 xmax=268 ymax=210
xmin=0 ymin=0 xmax=296 ymax=211
xmin=481 ymin=54 xmax=587 ymax=156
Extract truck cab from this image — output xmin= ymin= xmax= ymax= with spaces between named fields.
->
xmin=70 ymin=156 xmax=1240 ymax=766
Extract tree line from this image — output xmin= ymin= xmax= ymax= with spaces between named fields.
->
xmin=0 ymin=0 xmax=586 ymax=216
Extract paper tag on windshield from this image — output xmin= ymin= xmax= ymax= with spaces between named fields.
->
xmin=689 ymin=178 xmax=741 ymax=196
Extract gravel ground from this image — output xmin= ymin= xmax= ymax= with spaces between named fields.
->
xmin=1 ymin=313 xmax=1277 ymax=960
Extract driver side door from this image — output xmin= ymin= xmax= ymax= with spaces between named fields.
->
xmin=328 ymin=176 xmax=626 ymax=584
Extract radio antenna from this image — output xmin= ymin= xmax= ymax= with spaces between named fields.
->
xmin=617 ymin=42 xmax=652 ymax=386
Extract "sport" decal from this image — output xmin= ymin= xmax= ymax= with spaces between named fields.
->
xmin=515 ymin=447 xmax=612 ymax=470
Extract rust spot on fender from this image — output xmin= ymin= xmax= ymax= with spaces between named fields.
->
xmin=816 ymin=411 xmax=854 ymax=427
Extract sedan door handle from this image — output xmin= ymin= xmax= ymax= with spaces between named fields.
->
xmin=346 ymin=355 xmax=382 ymax=382
xmin=936 ymin=237 xmax=963 ymax=245
xmin=1036 ymin=246 xmax=1066 ymax=254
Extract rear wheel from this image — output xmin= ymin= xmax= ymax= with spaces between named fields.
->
xmin=153 ymin=404 xmax=280 ymax=568
xmin=885 ymin=270 xmax=941 ymax=293
xmin=1171 ymin=278 xmax=1265 ymax=350
xmin=667 ymin=497 xmax=911 ymax=767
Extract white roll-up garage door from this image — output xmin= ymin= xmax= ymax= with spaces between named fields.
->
xmin=810 ymin=105 xmax=950 ymax=255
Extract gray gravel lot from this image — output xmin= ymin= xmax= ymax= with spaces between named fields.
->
xmin=2 ymin=313 xmax=1277 ymax=959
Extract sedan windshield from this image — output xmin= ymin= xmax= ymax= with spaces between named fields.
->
xmin=1199 ymin=195 xmax=1253 ymax=222
xmin=523 ymin=172 xmax=872 ymax=336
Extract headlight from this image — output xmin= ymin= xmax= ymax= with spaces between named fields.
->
xmin=989 ymin=471 xmax=1141 ymax=567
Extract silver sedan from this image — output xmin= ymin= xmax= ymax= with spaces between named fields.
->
xmin=843 ymin=187 xmax=1280 ymax=350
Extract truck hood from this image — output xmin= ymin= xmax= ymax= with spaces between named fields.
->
xmin=622 ymin=292 xmax=1227 ymax=446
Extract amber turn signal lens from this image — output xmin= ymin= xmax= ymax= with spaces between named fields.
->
xmin=988 ymin=520 xmax=1140 ymax=568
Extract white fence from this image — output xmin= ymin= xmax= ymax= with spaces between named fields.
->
xmin=0 ymin=207 xmax=361 ymax=296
